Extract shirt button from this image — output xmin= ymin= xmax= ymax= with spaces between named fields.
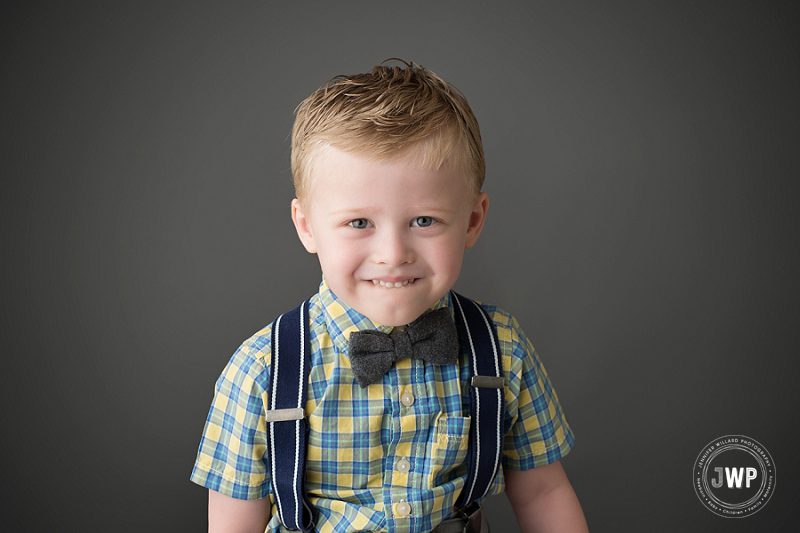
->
xmin=396 ymin=501 xmax=411 ymax=517
xmin=396 ymin=457 xmax=411 ymax=472
xmin=400 ymin=390 xmax=415 ymax=407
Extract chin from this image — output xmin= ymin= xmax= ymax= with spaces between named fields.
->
xmin=368 ymin=305 xmax=431 ymax=327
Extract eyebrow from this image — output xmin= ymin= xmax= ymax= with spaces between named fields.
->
xmin=326 ymin=206 xmax=456 ymax=216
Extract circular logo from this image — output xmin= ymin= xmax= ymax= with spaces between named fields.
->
xmin=693 ymin=435 xmax=776 ymax=517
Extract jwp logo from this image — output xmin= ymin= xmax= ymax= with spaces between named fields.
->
xmin=710 ymin=467 xmax=757 ymax=489
xmin=693 ymin=436 xmax=775 ymax=517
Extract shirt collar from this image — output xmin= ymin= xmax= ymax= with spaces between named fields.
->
xmin=317 ymin=278 xmax=452 ymax=355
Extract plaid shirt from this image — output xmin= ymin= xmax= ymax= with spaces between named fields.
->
xmin=191 ymin=280 xmax=573 ymax=533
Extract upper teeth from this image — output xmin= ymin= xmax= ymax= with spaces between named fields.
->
xmin=373 ymin=279 xmax=414 ymax=288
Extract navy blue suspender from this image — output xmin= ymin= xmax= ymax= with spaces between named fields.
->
xmin=451 ymin=292 xmax=505 ymax=509
xmin=265 ymin=299 xmax=315 ymax=532
xmin=264 ymin=293 xmax=504 ymax=531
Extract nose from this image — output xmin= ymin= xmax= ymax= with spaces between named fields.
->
xmin=373 ymin=227 xmax=414 ymax=266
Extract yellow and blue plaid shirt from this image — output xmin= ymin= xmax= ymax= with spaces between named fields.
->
xmin=191 ymin=280 xmax=573 ymax=533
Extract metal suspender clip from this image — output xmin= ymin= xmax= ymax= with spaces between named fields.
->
xmin=469 ymin=376 xmax=505 ymax=389
xmin=265 ymin=408 xmax=305 ymax=422
xmin=457 ymin=501 xmax=485 ymax=533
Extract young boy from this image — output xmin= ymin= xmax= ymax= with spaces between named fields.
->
xmin=191 ymin=61 xmax=588 ymax=533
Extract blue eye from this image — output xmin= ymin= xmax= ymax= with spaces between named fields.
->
xmin=412 ymin=216 xmax=434 ymax=227
xmin=348 ymin=218 xmax=369 ymax=229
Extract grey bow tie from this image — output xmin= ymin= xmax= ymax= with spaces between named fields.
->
xmin=348 ymin=308 xmax=459 ymax=388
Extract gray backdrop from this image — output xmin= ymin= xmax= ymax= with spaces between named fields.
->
xmin=2 ymin=1 xmax=798 ymax=531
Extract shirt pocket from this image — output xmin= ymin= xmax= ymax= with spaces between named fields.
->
xmin=429 ymin=412 xmax=471 ymax=483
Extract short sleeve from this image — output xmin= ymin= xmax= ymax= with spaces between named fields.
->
xmin=190 ymin=330 xmax=273 ymax=499
xmin=495 ymin=313 xmax=574 ymax=470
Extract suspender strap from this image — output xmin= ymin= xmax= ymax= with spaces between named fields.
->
xmin=451 ymin=292 xmax=505 ymax=509
xmin=266 ymin=299 xmax=315 ymax=532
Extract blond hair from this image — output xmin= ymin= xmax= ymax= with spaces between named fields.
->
xmin=291 ymin=60 xmax=484 ymax=201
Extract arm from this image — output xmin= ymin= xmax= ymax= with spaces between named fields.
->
xmin=208 ymin=490 xmax=270 ymax=533
xmin=504 ymin=461 xmax=588 ymax=533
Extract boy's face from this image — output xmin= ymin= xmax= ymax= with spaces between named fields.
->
xmin=292 ymin=145 xmax=488 ymax=327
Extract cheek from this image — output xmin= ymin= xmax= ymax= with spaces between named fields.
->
xmin=317 ymin=240 xmax=362 ymax=274
xmin=425 ymin=238 xmax=465 ymax=275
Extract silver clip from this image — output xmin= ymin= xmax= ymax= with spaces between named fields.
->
xmin=264 ymin=407 xmax=305 ymax=422
xmin=469 ymin=376 xmax=505 ymax=389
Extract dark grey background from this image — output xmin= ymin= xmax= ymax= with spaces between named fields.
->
xmin=2 ymin=1 xmax=798 ymax=531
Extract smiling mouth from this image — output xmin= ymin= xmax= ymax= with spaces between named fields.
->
xmin=371 ymin=278 xmax=417 ymax=288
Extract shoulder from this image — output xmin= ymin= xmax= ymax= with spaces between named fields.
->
xmin=451 ymin=293 xmax=532 ymax=357
xmin=214 ymin=323 xmax=274 ymax=394
xmin=452 ymin=293 xmax=520 ymax=334
xmin=476 ymin=301 xmax=520 ymax=332
xmin=467 ymin=299 xmax=543 ymax=390
xmin=220 ymin=295 xmax=327 ymax=386
xmin=236 ymin=324 xmax=274 ymax=366
xmin=471 ymin=300 xmax=529 ymax=354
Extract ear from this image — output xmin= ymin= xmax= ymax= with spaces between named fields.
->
xmin=465 ymin=192 xmax=489 ymax=249
xmin=291 ymin=198 xmax=317 ymax=253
